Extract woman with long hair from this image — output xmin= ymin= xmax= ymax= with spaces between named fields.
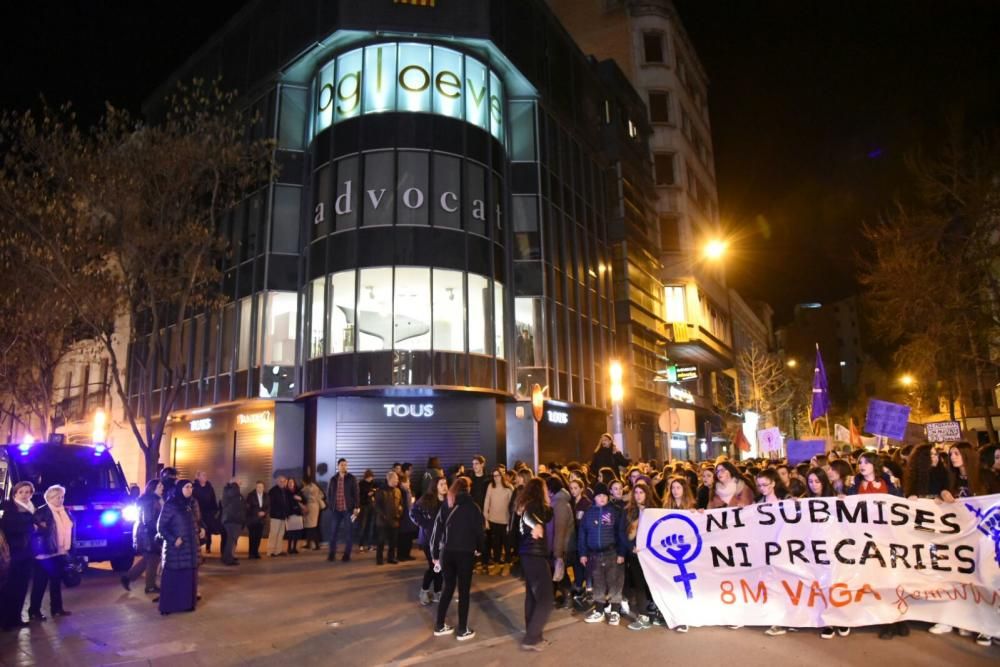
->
xmin=805 ymin=467 xmax=835 ymax=499
xmin=515 ymin=478 xmax=555 ymax=651
xmin=157 ymin=479 xmax=200 ymax=615
xmin=0 ymin=482 xmax=35 ymax=630
xmin=483 ymin=466 xmax=514 ymax=572
xmin=430 ymin=477 xmax=484 ymax=641
xmin=284 ymin=478 xmax=306 ymax=555
xmin=827 ymin=459 xmax=853 ymax=496
xmin=412 ymin=475 xmax=448 ymax=606
xmin=662 ymin=476 xmax=696 ymax=510
xmin=623 ymin=482 xmax=662 ymax=631
xmin=123 ymin=479 xmax=164 ymax=593
xmin=930 ymin=442 xmax=993 ymax=646
xmin=708 ymin=461 xmax=754 ymax=508
xmin=696 ymin=466 xmax=714 ymax=509
xmin=903 ymin=444 xmax=952 ymax=499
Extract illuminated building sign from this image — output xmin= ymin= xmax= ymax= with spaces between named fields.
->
xmin=314 ymin=42 xmax=505 ymax=145
xmin=190 ymin=418 xmax=213 ymax=431
xmin=237 ymin=411 xmax=272 ymax=426
xmin=546 ymin=410 xmax=569 ymax=425
xmin=669 ymin=386 xmax=695 ymax=404
xmin=383 ymin=403 xmax=435 ymax=418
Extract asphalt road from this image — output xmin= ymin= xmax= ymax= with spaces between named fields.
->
xmin=0 ymin=546 xmax=996 ymax=666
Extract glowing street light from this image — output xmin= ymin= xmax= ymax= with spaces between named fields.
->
xmin=786 ymin=358 xmax=798 ymax=369
xmin=93 ymin=408 xmax=107 ymax=444
xmin=609 ymin=360 xmax=625 ymax=456
xmin=703 ymin=239 xmax=728 ymax=261
xmin=900 ymin=374 xmax=915 ymax=388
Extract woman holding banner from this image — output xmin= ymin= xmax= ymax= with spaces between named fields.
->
xmin=803 ymin=468 xmax=851 ymax=639
xmin=622 ymin=482 xmax=660 ymax=632
xmin=708 ymin=461 xmax=754 ymax=509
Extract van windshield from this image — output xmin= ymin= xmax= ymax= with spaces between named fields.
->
xmin=13 ymin=446 xmax=124 ymax=497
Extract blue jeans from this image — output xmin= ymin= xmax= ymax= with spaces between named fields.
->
xmin=329 ymin=510 xmax=354 ymax=557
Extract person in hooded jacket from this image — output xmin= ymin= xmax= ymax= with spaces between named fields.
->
xmin=220 ymin=481 xmax=245 ymax=566
xmin=545 ymin=476 xmax=575 ymax=610
xmin=516 ymin=477 xmax=555 ymax=651
xmin=122 ymin=479 xmax=163 ymax=593
xmin=157 ymin=479 xmax=200 ymax=615
xmin=430 ymin=477 xmax=484 ymax=642
xmin=591 ymin=433 xmax=629 ymax=478
xmin=0 ymin=481 xmax=35 ymax=630
xmin=28 ymin=485 xmax=74 ymax=621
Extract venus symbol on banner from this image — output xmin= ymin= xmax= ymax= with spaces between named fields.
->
xmin=646 ymin=513 xmax=703 ymax=599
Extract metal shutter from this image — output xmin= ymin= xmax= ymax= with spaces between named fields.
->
xmin=235 ymin=429 xmax=274 ymax=490
xmin=336 ymin=421 xmax=481 ymax=483
xmin=173 ymin=434 xmax=230 ymax=485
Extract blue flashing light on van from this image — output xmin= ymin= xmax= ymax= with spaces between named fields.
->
xmin=1 ymin=436 xmax=137 ymax=571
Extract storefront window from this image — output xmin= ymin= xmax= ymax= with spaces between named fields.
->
xmin=330 ymin=271 xmax=355 ymax=354
xmin=494 ymin=281 xmax=505 ymax=358
xmin=237 ymin=297 xmax=253 ymax=370
xmin=515 ymin=297 xmax=544 ymax=367
xmin=393 ymin=267 xmax=431 ymax=350
xmin=309 ymin=278 xmax=325 ymax=359
xmin=432 ymin=269 xmax=465 ymax=352
xmin=261 ymin=292 xmax=297 ymax=366
xmin=358 ymin=267 xmax=393 ymax=351
xmin=468 ymin=274 xmax=491 ymax=354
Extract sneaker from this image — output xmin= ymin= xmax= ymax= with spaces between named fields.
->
xmin=584 ymin=609 xmax=605 ymax=623
xmin=958 ymin=628 xmax=973 ymax=637
xmin=765 ymin=625 xmax=787 ymax=636
xmin=727 ymin=625 xmax=743 ymax=630
xmin=456 ymin=628 xmax=476 ymax=641
xmin=837 ymin=627 xmax=850 ymax=637
xmin=928 ymin=623 xmax=953 ymax=635
xmin=433 ymin=624 xmax=454 ymax=636
xmin=975 ymin=634 xmax=993 ymax=647
xmin=820 ymin=627 xmax=835 ymax=640
xmin=432 ymin=592 xmax=442 ymax=603
xmin=675 ymin=625 xmax=689 ymax=633
xmin=607 ymin=611 xmax=621 ymax=626
xmin=627 ymin=615 xmax=652 ymax=631
xmin=651 ymin=615 xmax=666 ymax=627
xmin=418 ymin=589 xmax=432 ymax=606
xmin=878 ymin=625 xmax=895 ymax=640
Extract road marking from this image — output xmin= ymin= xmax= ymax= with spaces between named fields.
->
xmin=378 ymin=616 xmax=579 ymax=666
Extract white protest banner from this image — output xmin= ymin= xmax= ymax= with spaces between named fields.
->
xmin=834 ymin=423 xmax=850 ymax=443
xmin=925 ymin=420 xmax=962 ymax=442
xmin=757 ymin=427 xmax=782 ymax=453
xmin=637 ymin=494 xmax=1000 ymax=635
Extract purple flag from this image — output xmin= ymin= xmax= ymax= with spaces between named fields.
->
xmin=811 ymin=344 xmax=831 ymax=420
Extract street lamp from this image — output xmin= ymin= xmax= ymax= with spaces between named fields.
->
xmin=92 ymin=408 xmax=107 ymax=445
xmin=609 ymin=361 xmax=625 ymax=456
xmin=900 ymin=374 xmax=915 ymax=388
xmin=704 ymin=239 xmax=728 ymax=261
xmin=786 ymin=358 xmax=798 ymax=369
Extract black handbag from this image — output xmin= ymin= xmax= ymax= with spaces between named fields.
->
xmin=62 ymin=555 xmax=85 ymax=588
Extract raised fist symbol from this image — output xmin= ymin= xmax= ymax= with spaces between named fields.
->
xmin=661 ymin=533 xmax=692 ymax=560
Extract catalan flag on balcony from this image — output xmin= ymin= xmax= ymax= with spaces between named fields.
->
xmin=395 ymin=0 xmax=436 ymax=6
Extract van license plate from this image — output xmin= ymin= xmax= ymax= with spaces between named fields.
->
xmin=74 ymin=539 xmax=107 ymax=548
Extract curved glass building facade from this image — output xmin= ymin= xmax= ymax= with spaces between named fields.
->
xmin=139 ymin=0 xmax=658 ymax=486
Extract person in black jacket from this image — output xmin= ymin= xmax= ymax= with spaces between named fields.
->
xmin=28 ymin=484 xmax=75 ymax=621
xmin=267 ymin=476 xmax=290 ymax=557
xmin=192 ymin=472 xmax=221 ymax=554
xmin=590 ymin=433 xmax=629 ymax=477
xmin=326 ymin=458 xmax=359 ymax=562
xmin=430 ymin=477 xmax=484 ymax=641
xmin=220 ymin=481 xmax=245 ymax=566
xmin=515 ymin=478 xmax=555 ymax=652
xmin=245 ymin=481 xmax=269 ymax=559
xmin=468 ymin=455 xmax=490 ymax=572
xmin=412 ymin=475 xmax=448 ymax=606
xmin=156 ymin=479 xmax=200 ymax=615
xmin=0 ymin=481 xmax=35 ymax=630
xmin=122 ymin=479 xmax=163 ymax=592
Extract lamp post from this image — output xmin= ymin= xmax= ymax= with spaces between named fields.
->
xmin=609 ymin=360 xmax=625 ymax=457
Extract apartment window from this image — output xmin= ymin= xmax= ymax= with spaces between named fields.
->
xmin=665 ymin=286 xmax=686 ymax=323
xmin=659 ymin=214 xmax=681 ymax=252
xmin=654 ymin=152 xmax=676 ymax=186
xmin=643 ymin=32 xmax=665 ymax=64
xmin=648 ymin=91 xmax=670 ymax=123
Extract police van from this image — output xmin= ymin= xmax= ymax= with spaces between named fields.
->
xmin=0 ymin=435 xmax=136 ymax=571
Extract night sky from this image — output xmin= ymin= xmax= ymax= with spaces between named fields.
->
xmin=2 ymin=1 xmax=998 ymax=319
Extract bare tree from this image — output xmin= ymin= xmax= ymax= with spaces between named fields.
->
xmin=0 ymin=81 xmax=274 ymax=477
xmin=735 ymin=341 xmax=804 ymax=428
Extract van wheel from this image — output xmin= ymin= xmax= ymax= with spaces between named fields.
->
xmin=111 ymin=557 xmax=134 ymax=572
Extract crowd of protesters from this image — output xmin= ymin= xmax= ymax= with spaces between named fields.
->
xmin=1 ymin=434 xmax=998 ymax=653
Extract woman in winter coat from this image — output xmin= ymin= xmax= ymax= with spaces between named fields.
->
xmin=708 ymin=461 xmax=754 ymax=508
xmin=123 ymin=479 xmax=164 ymax=593
xmin=285 ymin=478 xmax=307 ymax=555
xmin=412 ymin=475 xmax=448 ymax=605
xmin=545 ymin=477 xmax=575 ymax=609
xmin=0 ymin=481 xmax=36 ymax=630
xmin=515 ymin=477 xmax=555 ymax=651
xmin=157 ymin=479 xmax=200 ymax=615
xmin=300 ymin=476 xmax=325 ymax=550
xmin=220 ymin=481 xmax=245 ymax=566
xmin=482 ymin=466 xmax=513 ymax=571
xmin=622 ymin=482 xmax=659 ymax=631
xmin=430 ymin=477 xmax=484 ymax=641
xmin=396 ymin=472 xmax=419 ymax=562
xmin=28 ymin=484 xmax=75 ymax=620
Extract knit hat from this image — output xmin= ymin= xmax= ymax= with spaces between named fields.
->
xmin=593 ymin=482 xmax=610 ymax=498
